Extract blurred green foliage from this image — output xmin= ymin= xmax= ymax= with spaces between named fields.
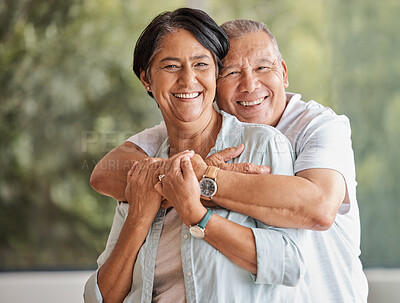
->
xmin=0 ymin=0 xmax=399 ymax=270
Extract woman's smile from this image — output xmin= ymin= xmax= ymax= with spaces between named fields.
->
xmin=172 ymin=92 xmax=201 ymax=99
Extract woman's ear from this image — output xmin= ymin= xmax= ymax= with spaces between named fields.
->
xmin=140 ymin=70 xmax=151 ymax=92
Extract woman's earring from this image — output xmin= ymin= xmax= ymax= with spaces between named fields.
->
xmin=147 ymin=86 xmax=151 ymax=91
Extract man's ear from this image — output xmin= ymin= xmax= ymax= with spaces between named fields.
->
xmin=281 ymin=59 xmax=289 ymax=88
xmin=140 ymin=70 xmax=151 ymax=91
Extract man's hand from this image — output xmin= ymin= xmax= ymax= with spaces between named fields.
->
xmin=192 ymin=144 xmax=271 ymax=178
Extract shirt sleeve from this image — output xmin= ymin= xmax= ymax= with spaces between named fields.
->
xmin=294 ymin=115 xmax=354 ymax=178
xmin=268 ymin=133 xmax=295 ymax=176
xmin=126 ymin=121 xmax=167 ymax=157
xmin=83 ymin=202 xmax=129 ymax=302
xmin=83 ymin=270 xmax=103 ymax=303
xmin=294 ymin=116 xmax=356 ymax=214
xmin=251 ymin=226 xmax=305 ymax=286
xmin=252 ymin=132 xmax=306 ymax=286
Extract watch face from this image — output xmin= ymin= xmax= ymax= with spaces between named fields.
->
xmin=189 ymin=225 xmax=205 ymax=239
xmin=200 ymin=178 xmax=217 ymax=198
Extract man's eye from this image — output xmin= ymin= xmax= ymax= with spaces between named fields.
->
xmin=257 ymin=66 xmax=271 ymax=72
xmin=223 ymin=71 xmax=239 ymax=77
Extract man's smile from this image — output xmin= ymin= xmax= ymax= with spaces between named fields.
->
xmin=237 ymin=96 xmax=267 ymax=107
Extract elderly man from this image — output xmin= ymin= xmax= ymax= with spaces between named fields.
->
xmin=90 ymin=19 xmax=368 ymax=302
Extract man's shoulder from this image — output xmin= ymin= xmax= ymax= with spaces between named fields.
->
xmin=290 ymin=94 xmax=347 ymax=118
xmin=280 ymin=93 xmax=350 ymax=131
xmin=126 ymin=120 xmax=167 ymax=157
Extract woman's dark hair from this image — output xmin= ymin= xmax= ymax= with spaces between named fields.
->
xmin=133 ymin=7 xmax=229 ymax=98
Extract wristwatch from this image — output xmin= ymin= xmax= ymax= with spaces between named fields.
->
xmin=189 ymin=209 xmax=213 ymax=239
xmin=199 ymin=166 xmax=220 ymax=200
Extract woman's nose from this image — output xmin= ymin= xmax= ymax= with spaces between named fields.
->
xmin=178 ymin=68 xmax=198 ymax=87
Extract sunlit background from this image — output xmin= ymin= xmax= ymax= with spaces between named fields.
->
xmin=1 ymin=0 xmax=399 ymax=302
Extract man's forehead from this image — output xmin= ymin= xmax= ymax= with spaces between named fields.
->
xmin=223 ymin=32 xmax=275 ymax=60
xmin=222 ymin=41 xmax=276 ymax=67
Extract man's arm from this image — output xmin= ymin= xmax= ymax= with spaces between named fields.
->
xmin=213 ymin=167 xmax=346 ymax=231
xmin=190 ymin=142 xmax=346 ymax=231
xmin=90 ymin=142 xmax=268 ymax=201
xmin=91 ymin=142 xmax=345 ymax=230
xmin=90 ymin=141 xmax=149 ymax=201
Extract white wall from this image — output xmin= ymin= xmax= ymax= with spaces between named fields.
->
xmin=366 ymin=268 xmax=400 ymax=303
xmin=0 ymin=271 xmax=92 ymax=303
xmin=0 ymin=269 xmax=399 ymax=303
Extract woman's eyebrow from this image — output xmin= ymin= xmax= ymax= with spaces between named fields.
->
xmin=191 ymin=54 xmax=212 ymax=60
xmin=160 ymin=57 xmax=181 ymax=63
xmin=160 ymin=54 xmax=211 ymax=63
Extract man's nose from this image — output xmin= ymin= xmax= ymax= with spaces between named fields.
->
xmin=238 ymin=72 xmax=260 ymax=93
xmin=178 ymin=68 xmax=197 ymax=87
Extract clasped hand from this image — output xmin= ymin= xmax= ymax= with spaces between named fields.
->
xmin=124 ymin=145 xmax=271 ymax=226
xmin=154 ymin=151 xmax=207 ymax=227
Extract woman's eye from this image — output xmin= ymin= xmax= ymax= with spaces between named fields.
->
xmin=164 ymin=65 xmax=179 ymax=70
xmin=195 ymin=62 xmax=209 ymax=69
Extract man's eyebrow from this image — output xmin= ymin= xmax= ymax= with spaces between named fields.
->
xmin=221 ymin=57 xmax=276 ymax=70
xmin=257 ymin=57 xmax=275 ymax=64
xmin=220 ymin=63 xmax=239 ymax=70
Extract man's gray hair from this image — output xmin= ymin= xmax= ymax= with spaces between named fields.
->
xmin=220 ymin=19 xmax=282 ymax=60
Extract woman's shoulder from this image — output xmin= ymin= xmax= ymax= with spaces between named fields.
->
xmin=220 ymin=111 xmax=288 ymax=142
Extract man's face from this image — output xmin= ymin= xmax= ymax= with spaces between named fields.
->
xmin=217 ymin=31 xmax=289 ymax=126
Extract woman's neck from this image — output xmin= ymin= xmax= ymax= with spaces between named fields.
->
xmin=166 ymin=110 xmax=222 ymax=158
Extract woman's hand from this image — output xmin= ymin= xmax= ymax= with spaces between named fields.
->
xmin=155 ymin=154 xmax=207 ymax=227
xmin=125 ymin=158 xmax=164 ymax=225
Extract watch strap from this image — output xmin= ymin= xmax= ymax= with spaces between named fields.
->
xmin=200 ymin=166 xmax=220 ymax=201
xmin=204 ymin=166 xmax=220 ymax=179
xmin=198 ymin=209 xmax=213 ymax=229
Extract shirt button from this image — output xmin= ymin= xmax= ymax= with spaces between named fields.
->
xmin=183 ymin=234 xmax=189 ymax=239
xmin=186 ymin=272 xmax=192 ymax=277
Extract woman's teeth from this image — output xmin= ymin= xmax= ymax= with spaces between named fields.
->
xmin=238 ymin=97 xmax=265 ymax=107
xmin=173 ymin=92 xmax=200 ymax=99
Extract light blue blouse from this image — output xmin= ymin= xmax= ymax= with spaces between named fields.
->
xmin=84 ymin=111 xmax=311 ymax=302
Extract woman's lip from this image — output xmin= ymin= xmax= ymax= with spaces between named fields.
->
xmin=172 ymin=92 xmax=201 ymax=99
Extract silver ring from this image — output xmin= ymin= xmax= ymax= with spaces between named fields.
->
xmin=158 ymin=174 xmax=165 ymax=182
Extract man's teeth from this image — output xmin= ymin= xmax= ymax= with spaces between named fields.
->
xmin=238 ymin=97 xmax=265 ymax=107
xmin=173 ymin=92 xmax=200 ymax=99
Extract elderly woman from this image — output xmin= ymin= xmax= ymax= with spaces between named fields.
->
xmin=84 ymin=8 xmax=310 ymax=303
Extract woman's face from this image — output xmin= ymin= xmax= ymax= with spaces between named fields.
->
xmin=143 ymin=29 xmax=216 ymax=124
